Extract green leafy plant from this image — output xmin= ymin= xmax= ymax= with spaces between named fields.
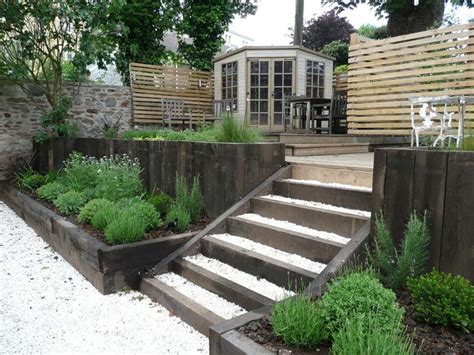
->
xmin=16 ymin=169 xmax=46 ymax=191
xmin=215 ymin=117 xmax=261 ymax=143
xmin=126 ymin=201 xmax=161 ymax=231
xmin=61 ymin=152 xmax=100 ymax=191
xmin=331 ymin=313 xmax=414 ymax=355
xmin=271 ymin=293 xmax=327 ymax=348
xmin=146 ymin=193 xmax=173 ymax=216
xmin=91 ymin=201 xmax=119 ymax=231
xmin=407 ymin=270 xmax=474 ymax=333
xmin=53 ymin=191 xmax=87 ymax=215
xmin=78 ymin=198 xmax=112 ymax=224
xmin=104 ymin=213 xmax=146 ymax=244
xmin=166 ymin=205 xmax=191 ymax=232
xmin=37 ymin=182 xmax=68 ymax=202
xmin=461 ymin=131 xmax=474 ymax=152
xmin=319 ymin=272 xmax=404 ymax=340
xmin=103 ymin=127 xmax=118 ymax=139
xmin=174 ymin=175 xmax=204 ymax=222
xmin=368 ymin=211 xmax=430 ymax=289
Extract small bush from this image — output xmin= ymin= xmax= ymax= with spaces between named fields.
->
xmin=78 ymin=199 xmax=112 ymax=223
xmin=174 ymin=175 xmax=204 ymax=222
xmin=37 ymin=182 xmax=68 ymax=201
xmin=166 ymin=205 xmax=191 ymax=232
xmin=61 ymin=152 xmax=99 ymax=191
xmin=90 ymin=201 xmax=119 ymax=231
xmin=104 ymin=213 xmax=146 ymax=244
xmin=215 ymin=117 xmax=261 ymax=143
xmin=271 ymin=293 xmax=327 ymax=348
xmin=53 ymin=191 xmax=87 ymax=215
xmin=368 ymin=211 xmax=430 ymax=289
xmin=127 ymin=201 xmax=161 ymax=231
xmin=146 ymin=193 xmax=173 ymax=216
xmin=16 ymin=168 xmax=46 ymax=191
xmin=319 ymin=272 xmax=404 ymax=340
xmin=331 ymin=314 xmax=414 ymax=355
xmin=407 ymin=270 xmax=474 ymax=333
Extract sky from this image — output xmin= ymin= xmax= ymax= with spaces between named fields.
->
xmin=230 ymin=0 xmax=474 ymax=45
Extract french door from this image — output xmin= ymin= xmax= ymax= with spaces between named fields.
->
xmin=248 ymin=58 xmax=295 ymax=131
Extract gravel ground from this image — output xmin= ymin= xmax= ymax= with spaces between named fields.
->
xmin=0 ymin=201 xmax=208 ymax=355
xmin=282 ymin=178 xmax=373 ymax=192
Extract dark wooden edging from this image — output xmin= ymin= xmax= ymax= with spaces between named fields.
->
xmin=33 ymin=138 xmax=286 ymax=218
xmin=0 ymin=183 xmax=196 ymax=294
xmin=208 ymin=221 xmax=371 ymax=355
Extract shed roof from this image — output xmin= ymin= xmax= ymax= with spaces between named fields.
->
xmin=213 ymin=45 xmax=335 ymax=62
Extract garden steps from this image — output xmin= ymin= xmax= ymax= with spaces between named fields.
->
xmin=139 ymin=164 xmax=372 ymax=347
xmin=285 ymin=142 xmax=370 ymax=156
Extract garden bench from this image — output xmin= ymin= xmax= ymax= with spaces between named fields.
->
xmin=162 ymin=99 xmax=193 ymax=129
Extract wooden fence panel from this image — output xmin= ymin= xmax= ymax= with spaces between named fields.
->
xmin=130 ymin=63 xmax=214 ymax=125
xmin=348 ymin=23 xmax=474 ymax=135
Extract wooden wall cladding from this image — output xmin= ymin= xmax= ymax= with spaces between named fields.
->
xmin=34 ymin=138 xmax=286 ymax=218
xmin=372 ymin=148 xmax=473 ymax=282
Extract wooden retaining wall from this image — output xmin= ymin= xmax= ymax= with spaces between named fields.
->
xmin=372 ymin=148 xmax=473 ymax=282
xmin=33 ymin=138 xmax=286 ymax=218
xmin=130 ymin=63 xmax=214 ymax=124
xmin=348 ymin=23 xmax=474 ymax=135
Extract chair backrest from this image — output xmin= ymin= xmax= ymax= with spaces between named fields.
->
xmin=409 ymin=97 xmax=448 ymax=130
xmin=162 ymin=99 xmax=185 ymax=120
xmin=331 ymin=91 xmax=347 ymax=119
xmin=213 ymin=99 xmax=235 ymax=118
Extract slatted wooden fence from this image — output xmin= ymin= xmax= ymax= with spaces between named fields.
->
xmin=348 ymin=23 xmax=474 ymax=135
xmin=333 ymin=72 xmax=348 ymax=92
xmin=129 ymin=63 xmax=214 ymax=124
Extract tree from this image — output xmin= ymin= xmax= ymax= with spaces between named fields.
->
xmin=321 ymin=40 xmax=349 ymax=66
xmin=177 ymin=0 xmax=257 ymax=71
xmin=0 ymin=0 xmax=116 ymax=141
xmin=323 ymin=0 xmax=474 ymax=37
xmin=301 ymin=10 xmax=354 ymax=51
xmin=357 ymin=24 xmax=388 ymax=39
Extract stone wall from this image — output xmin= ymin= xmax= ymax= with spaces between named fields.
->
xmin=0 ymin=80 xmax=132 ymax=180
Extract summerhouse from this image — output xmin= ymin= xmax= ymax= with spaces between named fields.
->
xmin=213 ymin=46 xmax=334 ymax=132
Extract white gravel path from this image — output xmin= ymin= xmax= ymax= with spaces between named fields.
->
xmin=156 ymin=273 xmax=246 ymax=319
xmin=261 ymin=194 xmax=371 ymax=217
xmin=282 ymin=178 xmax=373 ymax=192
xmin=184 ymin=254 xmax=294 ymax=301
xmin=0 ymin=201 xmax=208 ymax=355
xmin=208 ymin=233 xmax=327 ymax=274
xmin=237 ymin=213 xmax=351 ymax=245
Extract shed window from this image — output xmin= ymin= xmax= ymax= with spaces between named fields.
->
xmin=221 ymin=62 xmax=238 ymax=110
xmin=306 ymin=60 xmax=325 ymax=98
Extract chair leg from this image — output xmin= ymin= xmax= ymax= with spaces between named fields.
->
xmin=411 ymin=130 xmax=415 ymax=147
xmin=415 ymin=131 xmax=420 ymax=147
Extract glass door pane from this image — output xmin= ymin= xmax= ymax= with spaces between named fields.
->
xmin=272 ymin=60 xmax=293 ymax=128
xmin=249 ymin=60 xmax=270 ymax=127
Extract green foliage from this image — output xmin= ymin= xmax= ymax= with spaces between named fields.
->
xmin=122 ymin=127 xmax=218 ymax=142
xmin=174 ymin=175 xmax=204 ymax=222
xmin=368 ymin=211 xmax=430 ymax=289
xmin=61 ymin=152 xmax=100 ymax=191
xmin=215 ymin=117 xmax=261 ymax=143
xmin=126 ymin=201 xmax=161 ymax=231
xmin=407 ymin=270 xmax=474 ymax=333
xmin=37 ymin=182 xmax=68 ymax=202
xmin=146 ymin=193 xmax=173 ymax=216
xmin=334 ymin=64 xmax=348 ymax=74
xmin=103 ymin=127 xmax=118 ymax=139
xmin=53 ymin=191 xmax=87 ymax=215
xmin=321 ymin=40 xmax=349 ymax=66
xmin=319 ymin=272 xmax=404 ymax=340
xmin=90 ymin=201 xmax=119 ymax=231
xmin=16 ymin=169 xmax=46 ymax=191
xmin=78 ymin=198 xmax=111 ymax=224
xmin=104 ymin=213 xmax=146 ymax=244
xmin=357 ymin=24 xmax=388 ymax=39
xmin=166 ymin=205 xmax=191 ymax=232
xmin=331 ymin=313 xmax=414 ymax=355
xmin=461 ymin=131 xmax=474 ymax=151
xmin=271 ymin=293 xmax=327 ymax=348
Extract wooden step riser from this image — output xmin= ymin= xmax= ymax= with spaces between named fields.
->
xmin=140 ymin=278 xmax=223 ymax=336
xmin=250 ymin=198 xmax=365 ymax=238
xmin=273 ymin=180 xmax=372 ymax=211
xmin=200 ymin=237 xmax=317 ymax=289
xmin=291 ymin=164 xmax=372 ymax=188
xmin=288 ymin=146 xmax=369 ymax=157
xmin=171 ymin=259 xmax=273 ymax=311
xmin=226 ymin=217 xmax=341 ymax=264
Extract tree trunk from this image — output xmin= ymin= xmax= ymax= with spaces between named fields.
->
xmin=387 ymin=0 xmax=445 ymax=37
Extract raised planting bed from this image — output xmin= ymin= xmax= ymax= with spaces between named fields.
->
xmin=0 ymin=184 xmax=197 ymax=294
xmin=33 ymin=137 xmax=286 ymax=218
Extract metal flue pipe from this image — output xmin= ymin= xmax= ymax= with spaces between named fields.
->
xmin=294 ymin=0 xmax=304 ymax=46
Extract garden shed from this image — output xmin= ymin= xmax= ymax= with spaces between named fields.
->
xmin=213 ymin=46 xmax=334 ymax=132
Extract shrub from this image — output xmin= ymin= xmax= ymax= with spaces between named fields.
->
xmin=319 ymin=272 xmax=404 ymax=340
xmin=104 ymin=213 xmax=146 ymax=244
xmin=407 ymin=270 xmax=474 ymax=333
xmin=174 ymin=175 xmax=204 ymax=222
xmin=16 ymin=168 xmax=46 ymax=191
xmin=78 ymin=199 xmax=111 ymax=223
xmin=146 ymin=193 xmax=173 ymax=216
xmin=368 ymin=211 xmax=430 ymax=289
xmin=95 ymin=154 xmax=143 ymax=201
xmin=166 ymin=205 xmax=191 ymax=232
xmin=53 ymin=191 xmax=87 ymax=215
xmin=90 ymin=201 xmax=119 ymax=231
xmin=215 ymin=117 xmax=261 ymax=143
xmin=127 ymin=201 xmax=161 ymax=231
xmin=271 ymin=293 xmax=327 ymax=348
xmin=61 ymin=152 xmax=99 ymax=191
xmin=37 ymin=182 xmax=68 ymax=202
xmin=331 ymin=314 xmax=414 ymax=355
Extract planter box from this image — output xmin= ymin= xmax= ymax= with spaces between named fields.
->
xmin=372 ymin=148 xmax=474 ymax=282
xmin=0 ymin=184 xmax=195 ymax=294
xmin=33 ymin=138 xmax=286 ymax=218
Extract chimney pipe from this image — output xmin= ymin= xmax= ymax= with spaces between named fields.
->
xmin=294 ymin=0 xmax=304 ymax=46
